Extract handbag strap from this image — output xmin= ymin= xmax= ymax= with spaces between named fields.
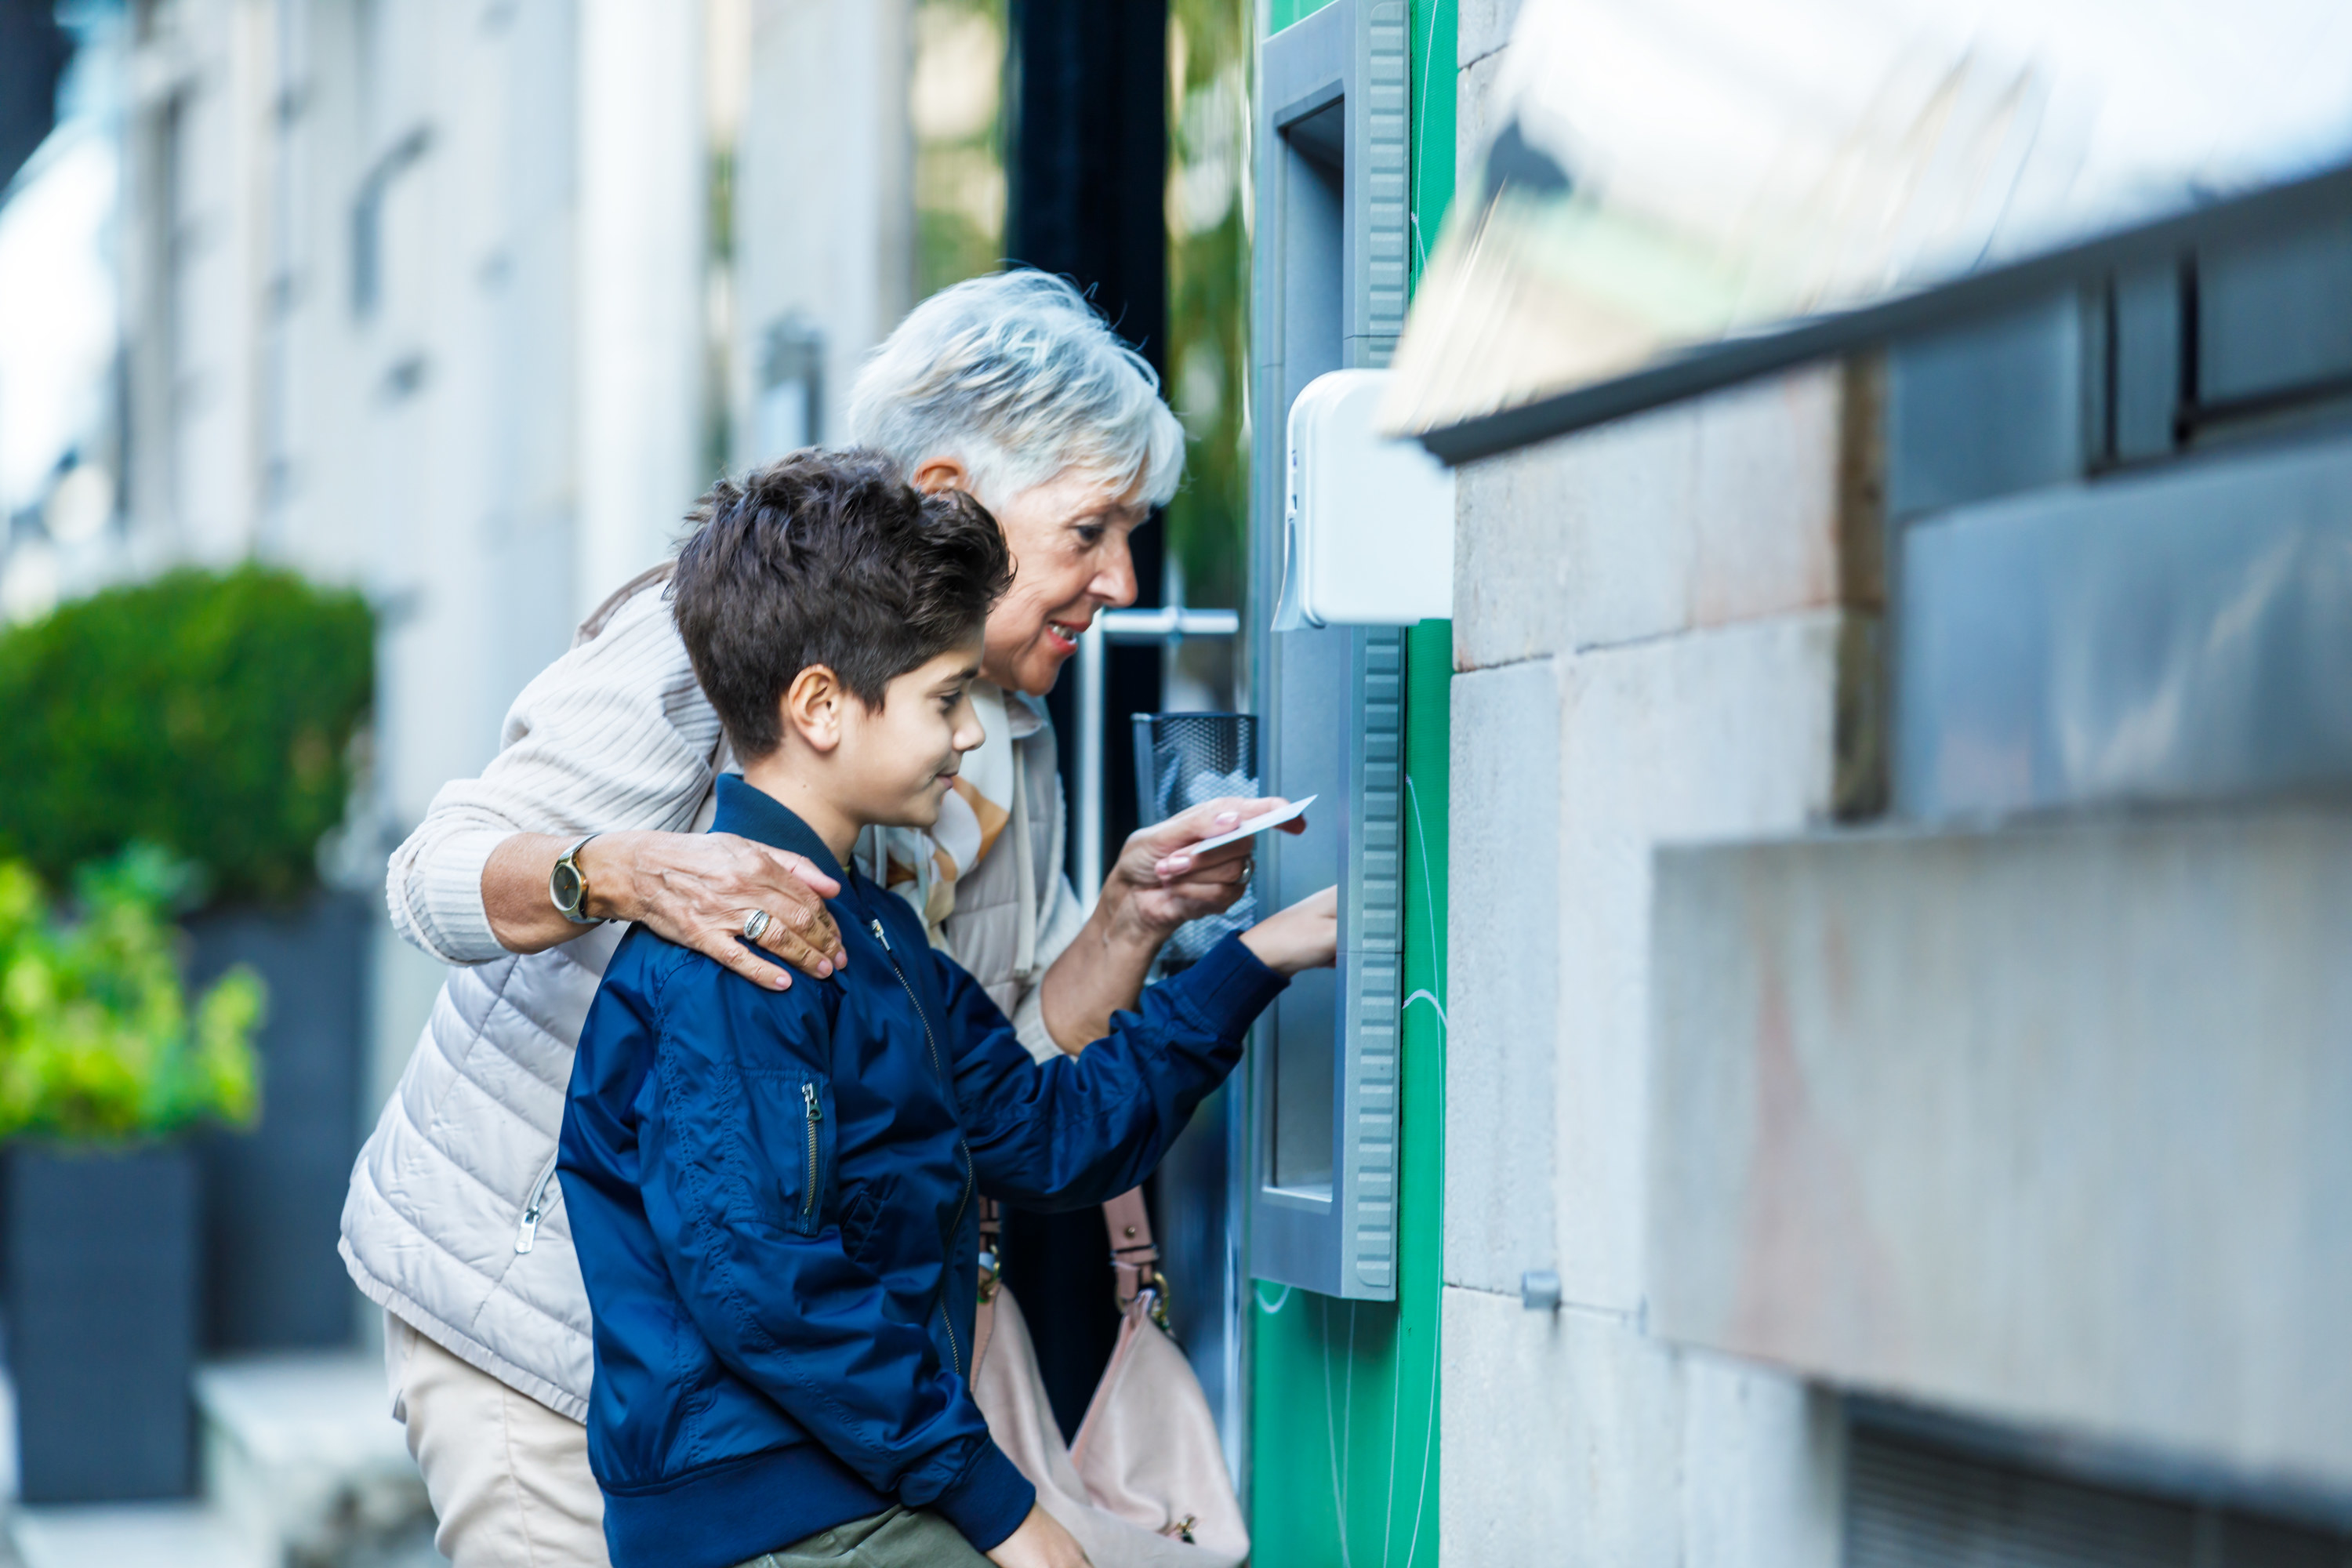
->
xmin=971 ymin=1196 xmax=1002 ymax=1374
xmin=969 ymin=1188 xmax=1163 ymax=1380
xmin=1103 ymin=1188 xmax=1165 ymax=1323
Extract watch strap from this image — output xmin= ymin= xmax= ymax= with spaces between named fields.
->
xmin=553 ymin=833 xmax=604 ymax=925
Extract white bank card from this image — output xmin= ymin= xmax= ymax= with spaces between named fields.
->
xmin=1181 ymin=795 xmax=1316 ymax=856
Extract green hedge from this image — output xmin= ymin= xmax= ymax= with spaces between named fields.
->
xmin=0 ymin=565 xmax=374 ymax=906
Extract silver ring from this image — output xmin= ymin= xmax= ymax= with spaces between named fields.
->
xmin=742 ymin=909 xmax=772 ymax=943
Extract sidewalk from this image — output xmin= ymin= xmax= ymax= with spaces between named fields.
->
xmin=0 ymin=1356 xmax=445 ymax=1568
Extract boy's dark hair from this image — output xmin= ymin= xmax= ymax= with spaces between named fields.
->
xmin=670 ymin=448 xmax=1013 ymax=760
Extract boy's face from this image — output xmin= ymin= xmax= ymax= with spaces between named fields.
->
xmin=837 ymin=638 xmax=989 ymax=830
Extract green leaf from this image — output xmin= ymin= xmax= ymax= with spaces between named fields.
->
xmin=0 ymin=847 xmax=268 ymax=1142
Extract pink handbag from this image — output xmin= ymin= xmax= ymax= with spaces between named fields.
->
xmin=970 ymin=1192 xmax=1249 ymax=1567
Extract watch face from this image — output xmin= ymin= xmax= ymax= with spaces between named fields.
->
xmin=551 ymin=859 xmax=585 ymax=913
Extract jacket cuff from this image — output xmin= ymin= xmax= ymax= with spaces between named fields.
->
xmin=1169 ymin=933 xmax=1290 ymax=1038
xmin=387 ymin=825 xmax=511 ymax=965
xmin=931 ymin=1439 xmax=1036 ymax=1551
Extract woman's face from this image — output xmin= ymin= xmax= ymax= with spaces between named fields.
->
xmin=916 ymin=460 xmax=1146 ymax=697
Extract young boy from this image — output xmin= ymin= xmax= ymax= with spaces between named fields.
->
xmin=557 ymin=451 xmax=1336 ymax=1568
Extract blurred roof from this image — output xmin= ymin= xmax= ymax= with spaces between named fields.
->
xmin=1385 ymin=0 xmax=2352 ymax=460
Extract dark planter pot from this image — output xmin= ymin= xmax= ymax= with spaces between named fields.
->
xmin=186 ymin=890 xmax=368 ymax=1352
xmin=5 ymin=1142 xmax=198 ymax=1502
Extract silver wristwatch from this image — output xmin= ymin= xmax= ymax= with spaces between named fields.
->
xmin=550 ymin=833 xmax=604 ymax=925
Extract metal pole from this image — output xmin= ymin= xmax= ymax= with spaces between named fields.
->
xmin=1070 ymin=608 xmax=1243 ymax=911
xmin=1076 ymin=622 xmax=1107 ymax=909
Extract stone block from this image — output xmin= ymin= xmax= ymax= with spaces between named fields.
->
xmin=1439 ymin=1286 xmax=1683 ymax=1566
xmin=197 ymin=1353 xmax=440 ymax=1567
xmin=1679 ymin=1351 xmax=1845 ymax=1568
xmin=1553 ymin=614 xmax=1842 ymax=1312
xmin=1454 ymin=368 xmax=1847 ymax=673
xmin=1650 ymin=808 xmax=2352 ymax=1493
xmin=11 ymin=1504 xmax=258 ymax=1568
xmin=1459 ymin=0 xmax=1523 ymax=67
xmin=1688 ymin=372 xmax=1846 ymax=627
xmin=1456 ymin=49 xmax=1509 ymax=206
xmin=1446 ymin=660 xmax=1561 ymax=1294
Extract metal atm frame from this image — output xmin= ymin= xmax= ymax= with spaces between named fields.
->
xmin=1247 ymin=0 xmax=1412 ymax=1301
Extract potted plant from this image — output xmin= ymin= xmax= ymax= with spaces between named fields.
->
xmin=0 ymin=564 xmax=373 ymax=1352
xmin=0 ymin=846 xmax=263 ymax=1502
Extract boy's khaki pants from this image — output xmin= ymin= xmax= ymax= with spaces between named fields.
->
xmin=730 ymin=1508 xmax=991 ymax=1566
xmin=385 ymin=1311 xmax=612 ymax=1568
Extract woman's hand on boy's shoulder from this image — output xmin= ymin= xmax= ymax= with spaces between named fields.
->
xmin=593 ymin=829 xmax=850 ymax=991
xmin=1240 ymin=885 xmax=1339 ymax=978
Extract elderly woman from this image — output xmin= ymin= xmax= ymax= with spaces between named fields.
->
xmin=341 ymin=272 xmax=1271 ymax=1568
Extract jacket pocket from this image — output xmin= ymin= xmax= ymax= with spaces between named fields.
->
xmin=739 ymin=1065 xmax=833 ymax=1237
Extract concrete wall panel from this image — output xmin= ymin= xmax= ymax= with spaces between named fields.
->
xmin=1446 ymin=659 xmax=1562 ymax=1294
xmin=1553 ymin=612 xmax=1843 ymax=1312
xmin=1459 ymin=0 xmax=1523 ymax=67
xmin=1439 ymin=1287 xmax=1679 ymax=1566
xmin=1455 ymin=46 xmax=1508 ymax=205
xmin=1454 ymin=368 xmax=1845 ymax=672
xmin=1679 ymin=1351 xmax=1846 ymax=1568
xmin=1650 ymin=809 xmax=2352 ymax=1494
xmin=1439 ymin=1287 xmax=1843 ymax=1568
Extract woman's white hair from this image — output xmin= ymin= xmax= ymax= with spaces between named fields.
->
xmin=847 ymin=270 xmax=1185 ymax=509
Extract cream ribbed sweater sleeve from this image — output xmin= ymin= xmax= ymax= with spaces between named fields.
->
xmin=385 ymin=579 xmax=724 ymax=966
xmin=1008 ymin=871 xmax=1088 ymax=1059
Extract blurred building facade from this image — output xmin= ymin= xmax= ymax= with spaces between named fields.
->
xmin=1443 ymin=5 xmax=2352 ymax=1564
xmin=92 ymin=0 xmax=984 ymax=1113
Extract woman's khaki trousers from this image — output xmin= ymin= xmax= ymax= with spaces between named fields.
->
xmin=385 ymin=1311 xmax=611 ymax=1568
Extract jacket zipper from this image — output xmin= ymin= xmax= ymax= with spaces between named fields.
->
xmin=800 ymin=1081 xmax=823 ymax=1220
xmin=869 ymin=915 xmax=975 ymax=1377
xmin=514 ymin=1150 xmax=561 ymax=1254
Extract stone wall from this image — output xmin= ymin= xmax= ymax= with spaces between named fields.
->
xmin=1441 ymin=326 xmax=1872 ymax=1554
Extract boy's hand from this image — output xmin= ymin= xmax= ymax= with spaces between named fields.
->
xmin=986 ymin=1503 xmax=1092 ymax=1568
xmin=1240 ymin=885 xmax=1339 ymax=976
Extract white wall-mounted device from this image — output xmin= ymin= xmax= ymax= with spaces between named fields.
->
xmin=1274 ymin=368 xmax=1456 ymax=630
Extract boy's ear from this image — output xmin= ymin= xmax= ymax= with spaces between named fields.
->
xmin=782 ymin=664 xmax=848 ymax=753
xmin=910 ymin=456 xmax=971 ymax=496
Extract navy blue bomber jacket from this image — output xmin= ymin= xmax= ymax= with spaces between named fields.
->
xmin=558 ymin=775 xmax=1287 ymax=1568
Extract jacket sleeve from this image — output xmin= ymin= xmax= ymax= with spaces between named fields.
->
xmin=637 ymin=971 xmax=1033 ymax=1550
xmin=938 ymin=935 xmax=1288 ymax=1211
xmin=385 ymin=579 xmax=726 ymax=966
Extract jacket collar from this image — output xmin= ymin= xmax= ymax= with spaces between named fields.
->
xmin=710 ymin=775 xmax=845 ymax=884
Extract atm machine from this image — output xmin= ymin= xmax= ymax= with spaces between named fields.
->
xmin=1247 ymin=0 xmax=1448 ymax=1303
xmin=1143 ymin=0 xmax=1450 ymax=1475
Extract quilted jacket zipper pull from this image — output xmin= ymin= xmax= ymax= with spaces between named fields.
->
xmin=514 ymin=1152 xmax=561 ymax=1254
xmin=869 ymin=918 xmax=891 ymax=951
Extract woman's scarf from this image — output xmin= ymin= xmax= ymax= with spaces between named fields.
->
xmin=859 ymin=683 xmax=1021 ymax=950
